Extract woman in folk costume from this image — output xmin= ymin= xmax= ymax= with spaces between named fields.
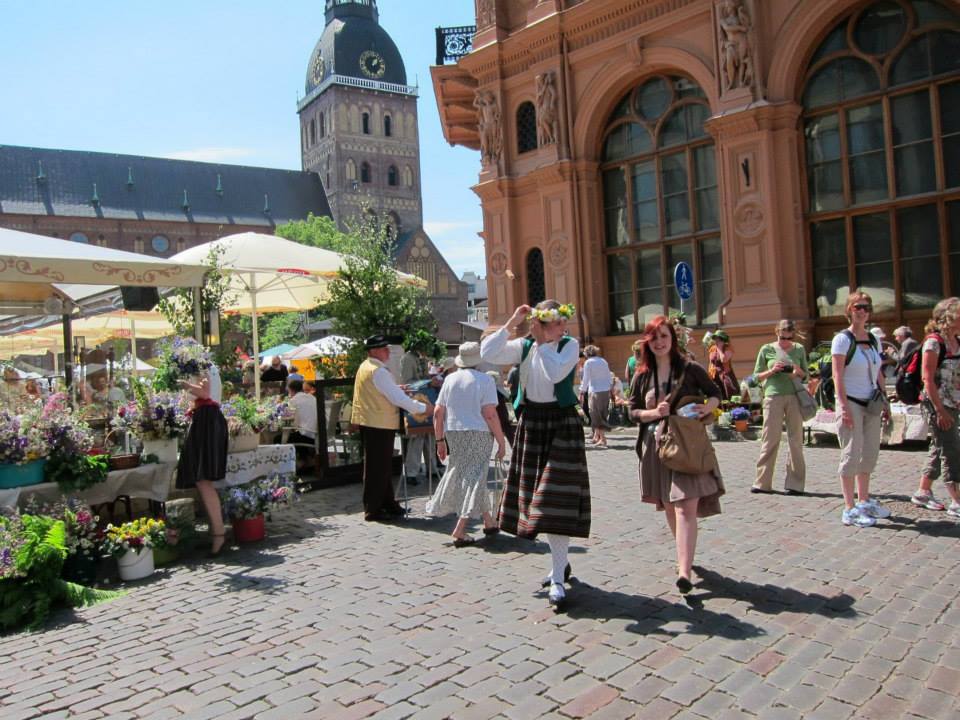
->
xmin=705 ymin=330 xmax=739 ymax=400
xmin=480 ymin=300 xmax=590 ymax=610
xmin=629 ymin=315 xmax=723 ymax=596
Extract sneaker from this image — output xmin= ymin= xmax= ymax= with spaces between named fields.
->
xmin=947 ymin=502 xmax=960 ymax=518
xmin=911 ymin=491 xmax=946 ymax=511
xmin=860 ymin=498 xmax=891 ymax=519
xmin=842 ymin=506 xmax=876 ymax=527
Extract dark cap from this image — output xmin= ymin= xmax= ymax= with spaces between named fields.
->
xmin=364 ymin=334 xmax=389 ymax=350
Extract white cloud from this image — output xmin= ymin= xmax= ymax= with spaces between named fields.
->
xmin=423 ymin=220 xmax=476 ymax=237
xmin=164 ymin=147 xmax=255 ymax=163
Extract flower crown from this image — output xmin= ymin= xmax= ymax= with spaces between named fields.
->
xmin=528 ymin=304 xmax=576 ymax=323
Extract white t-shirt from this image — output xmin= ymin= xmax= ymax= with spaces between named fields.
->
xmin=480 ymin=328 xmax=580 ymax=403
xmin=207 ymin=365 xmax=222 ymax=404
xmin=436 ymin=368 xmax=498 ymax=432
xmin=288 ymin=391 xmax=318 ymax=438
xmin=831 ymin=331 xmax=881 ymax=401
xmin=581 ymin=356 xmax=612 ymax=394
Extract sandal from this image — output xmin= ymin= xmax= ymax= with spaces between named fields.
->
xmin=452 ymin=536 xmax=476 ymax=548
xmin=208 ymin=533 xmax=226 ymax=558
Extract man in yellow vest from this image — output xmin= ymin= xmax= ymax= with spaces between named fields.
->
xmin=352 ymin=334 xmax=432 ymax=521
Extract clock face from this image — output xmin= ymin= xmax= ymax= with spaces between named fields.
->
xmin=151 ymin=235 xmax=170 ymax=254
xmin=311 ymin=53 xmax=325 ymax=84
xmin=359 ymin=50 xmax=386 ymax=79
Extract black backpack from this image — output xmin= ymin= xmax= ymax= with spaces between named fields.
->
xmin=815 ymin=330 xmax=879 ymax=411
xmin=895 ymin=334 xmax=945 ymax=405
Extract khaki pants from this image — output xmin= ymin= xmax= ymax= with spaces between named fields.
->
xmin=837 ymin=400 xmax=882 ymax=478
xmin=754 ymin=394 xmax=806 ymax=492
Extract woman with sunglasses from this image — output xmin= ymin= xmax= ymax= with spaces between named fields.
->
xmin=832 ymin=291 xmax=890 ymax=528
xmin=751 ymin=319 xmax=808 ymax=494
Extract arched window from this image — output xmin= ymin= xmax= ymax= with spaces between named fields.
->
xmin=362 ymin=111 xmax=371 ymax=135
xmin=516 ymin=101 xmax=537 ymax=154
xmin=387 ymin=165 xmax=398 ymax=186
xmin=526 ymin=249 xmax=546 ymax=306
xmin=803 ymin=0 xmax=960 ymax=319
xmin=600 ymin=75 xmax=720 ymax=334
xmin=319 ymin=112 xmax=326 ymax=138
xmin=309 ymin=119 xmax=316 ymax=146
xmin=361 ymin=161 xmax=371 ymax=183
xmin=69 ymin=232 xmax=89 ymax=244
xmin=384 ymin=114 xmax=392 ymax=137
xmin=403 ymin=165 xmax=413 ymax=187
xmin=346 ymin=159 xmax=357 ymax=181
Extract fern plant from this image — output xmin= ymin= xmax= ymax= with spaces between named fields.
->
xmin=0 ymin=514 xmax=124 ymax=633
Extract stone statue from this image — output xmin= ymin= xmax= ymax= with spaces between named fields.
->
xmin=474 ymin=90 xmax=502 ymax=166
xmin=718 ymin=0 xmax=755 ymax=92
xmin=536 ymin=72 xmax=559 ymax=146
xmin=477 ymin=0 xmax=495 ymax=29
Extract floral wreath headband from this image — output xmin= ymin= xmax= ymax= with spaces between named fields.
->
xmin=528 ymin=304 xmax=576 ymax=323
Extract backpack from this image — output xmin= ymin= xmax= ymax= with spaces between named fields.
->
xmin=815 ymin=330 xmax=878 ymax=411
xmin=895 ymin=334 xmax=945 ymax=405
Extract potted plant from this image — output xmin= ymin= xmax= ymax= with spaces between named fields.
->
xmin=219 ymin=475 xmax=298 ymax=543
xmin=731 ymin=406 xmax=750 ymax=432
xmin=221 ymin=397 xmax=270 ymax=453
xmin=115 ymin=385 xmax=189 ymax=463
xmin=0 ymin=406 xmax=50 ymax=488
xmin=23 ymin=498 xmax=105 ymax=586
xmin=101 ymin=517 xmax=166 ymax=581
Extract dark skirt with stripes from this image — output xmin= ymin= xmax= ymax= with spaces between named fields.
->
xmin=498 ymin=401 xmax=591 ymax=539
xmin=176 ymin=404 xmax=229 ymax=488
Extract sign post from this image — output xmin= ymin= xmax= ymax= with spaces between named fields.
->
xmin=674 ymin=261 xmax=694 ymax=316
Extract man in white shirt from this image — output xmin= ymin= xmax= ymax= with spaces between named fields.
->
xmin=352 ymin=334 xmax=432 ymax=521
xmin=286 ymin=379 xmax=318 ymax=470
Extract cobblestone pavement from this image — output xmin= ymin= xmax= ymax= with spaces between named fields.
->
xmin=2 ymin=428 xmax=960 ymax=720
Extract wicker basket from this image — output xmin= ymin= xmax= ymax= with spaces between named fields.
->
xmin=109 ymin=454 xmax=141 ymax=471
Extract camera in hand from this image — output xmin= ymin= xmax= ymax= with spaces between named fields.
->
xmin=780 ymin=363 xmax=793 ymax=373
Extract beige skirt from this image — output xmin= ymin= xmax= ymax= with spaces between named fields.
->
xmin=638 ymin=423 xmax=724 ymax=517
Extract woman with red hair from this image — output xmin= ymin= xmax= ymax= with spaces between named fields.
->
xmin=629 ymin=316 xmax=724 ymax=596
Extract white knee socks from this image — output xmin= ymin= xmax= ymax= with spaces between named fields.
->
xmin=545 ymin=534 xmax=569 ymax=584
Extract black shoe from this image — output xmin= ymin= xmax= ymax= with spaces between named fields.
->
xmin=786 ymin=489 xmax=804 ymax=496
xmin=384 ymin=504 xmax=408 ymax=517
xmin=676 ymin=576 xmax=693 ymax=595
xmin=540 ymin=562 xmax=572 ymax=588
xmin=750 ymin=486 xmax=772 ymax=494
xmin=405 ymin=476 xmax=419 ymax=486
xmin=364 ymin=511 xmax=390 ymax=522
xmin=452 ymin=536 xmax=476 ymax=548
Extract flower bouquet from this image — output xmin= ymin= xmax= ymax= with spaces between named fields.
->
xmin=263 ymin=398 xmax=295 ymax=433
xmin=152 ymin=337 xmax=214 ymax=391
xmin=0 ymin=407 xmax=48 ymax=466
xmin=23 ymin=498 xmax=104 ymax=585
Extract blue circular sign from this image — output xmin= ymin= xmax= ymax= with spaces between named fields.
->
xmin=674 ymin=262 xmax=694 ymax=300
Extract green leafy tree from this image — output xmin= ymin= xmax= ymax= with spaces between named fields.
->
xmin=276 ymin=213 xmax=357 ymax=254
xmin=320 ymin=216 xmax=435 ymax=375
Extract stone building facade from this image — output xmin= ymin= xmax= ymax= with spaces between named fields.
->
xmin=432 ymin=0 xmax=960 ymax=375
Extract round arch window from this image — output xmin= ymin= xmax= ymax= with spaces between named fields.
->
xmin=599 ymin=74 xmax=721 ymax=334
xmin=69 ymin=232 xmax=89 ymax=244
xmin=801 ymin=0 xmax=960 ymax=318
xmin=151 ymin=235 xmax=170 ymax=254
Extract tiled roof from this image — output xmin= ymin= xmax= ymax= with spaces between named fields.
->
xmin=0 ymin=145 xmax=330 ymax=227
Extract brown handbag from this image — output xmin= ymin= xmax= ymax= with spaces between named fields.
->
xmin=656 ymin=367 xmax=718 ymax=475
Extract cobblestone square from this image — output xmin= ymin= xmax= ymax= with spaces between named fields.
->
xmin=2 ymin=429 xmax=959 ymax=719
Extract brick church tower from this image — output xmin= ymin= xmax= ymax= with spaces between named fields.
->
xmin=298 ymin=0 xmax=422 ymax=238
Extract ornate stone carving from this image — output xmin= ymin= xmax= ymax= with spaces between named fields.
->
xmin=476 ymin=0 xmax=495 ymax=29
xmin=734 ymin=200 xmax=765 ymax=237
xmin=474 ymin=89 xmax=503 ymax=166
xmin=717 ymin=0 xmax=755 ymax=92
xmin=548 ymin=240 xmax=568 ymax=268
xmin=489 ymin=251 xmax=508 ymax=276
xmin=535 ymin=72 xmax=559 ymax=146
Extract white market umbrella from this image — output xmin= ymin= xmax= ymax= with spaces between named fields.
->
xmin=170 ymin=232 xmax=425 ymax=398
xmin=282 ymin=335 xmax=353 ymax=361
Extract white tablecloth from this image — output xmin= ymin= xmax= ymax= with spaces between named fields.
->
xmin=804 ymin=403 xmax=929 ymax=445
xmin=215 ymin=444 xmax=296 ymax=489
xmin=0 ymin=462 xmax=176 ymax=509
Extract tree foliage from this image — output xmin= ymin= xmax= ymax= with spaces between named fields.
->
xmin=275 ymin=213 xmax=357 ymax=254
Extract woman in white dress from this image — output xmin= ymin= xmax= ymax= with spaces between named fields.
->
xmin=426 ymin=342 xmax=507 ymax=547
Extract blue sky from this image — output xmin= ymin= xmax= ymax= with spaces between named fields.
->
xmin=0 ymin=0 xmax=484 ymax=276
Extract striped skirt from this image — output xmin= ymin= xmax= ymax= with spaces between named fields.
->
xmin=499 ymin=402 xmax=591 ymax=539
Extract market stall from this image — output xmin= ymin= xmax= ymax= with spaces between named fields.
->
xmin=804 ymin=402 xmax=929 ymax=445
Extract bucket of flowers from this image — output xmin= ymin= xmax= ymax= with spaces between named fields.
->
xmin=222 ymin=397 xmax=270 ymax=453
xmin=0 ymin=406 xmax=50 ymax=488
xmin=101 ymin=517 xmax=166 ymax=581
xmin=731 ymin=406 xmax=751 ymax=433
xmin=117 ymin=384 xmax=190 ymax=463
xmin=24 ymin=497 xmax=104 ymax=586
xmin=261 ymin=398 xmax=295 ymax=443
xmin=219 ymin=475 xmax=298 ymax=543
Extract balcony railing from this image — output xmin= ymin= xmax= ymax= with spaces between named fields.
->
xmin=435 ymin=26 xmax=476 ymax=65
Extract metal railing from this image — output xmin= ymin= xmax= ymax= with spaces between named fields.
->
xmin=435 ymin=25 xmax=476 ymax=65
xmin=298 ymin=74 xmax=418 ymax=111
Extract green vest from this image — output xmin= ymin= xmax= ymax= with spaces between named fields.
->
xmin=513 ymin=336 xmax=578 ymax=410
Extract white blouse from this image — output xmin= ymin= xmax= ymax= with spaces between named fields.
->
xmin=480 ymin=327 xmax=580 ymax=403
